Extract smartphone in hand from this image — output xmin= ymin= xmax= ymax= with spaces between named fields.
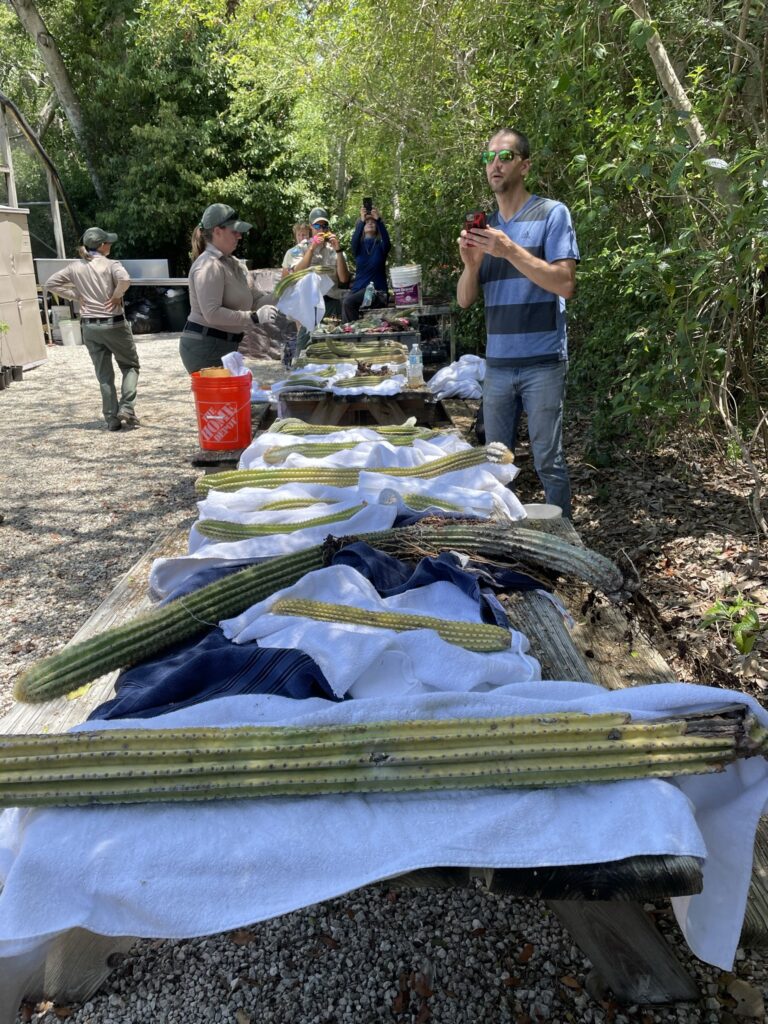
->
xmin=363 ymin=197 xmax=373 ymax=214
xmin=464 ymin=210 xmax=487 ymax=232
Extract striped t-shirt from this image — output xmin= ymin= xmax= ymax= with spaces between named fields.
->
xmin=478 ymin=195 xmax=579 ymax=365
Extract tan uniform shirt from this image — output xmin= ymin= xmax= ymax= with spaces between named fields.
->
xmin=44 ymin=254 xmax=131 ymax=317
xmin=188 ymin=245 xmax=257 ymax=332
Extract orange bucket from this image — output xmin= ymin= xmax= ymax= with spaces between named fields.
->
xmin=191 ymin=371 xmax=253 ymax=451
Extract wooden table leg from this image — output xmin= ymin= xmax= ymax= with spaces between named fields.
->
xmin=0 ymin=929 xmax=137 ymax=1022
xmin=547 ymin=901 xmax=700 ymax=1004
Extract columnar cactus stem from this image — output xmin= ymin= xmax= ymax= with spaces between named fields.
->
xmin=270 ymin=597 xmax=512 ymax=651
xmin=0 ymin=707 xmax=762 ymax=807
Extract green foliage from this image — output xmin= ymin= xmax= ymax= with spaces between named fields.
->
xmin=698 ymin=596 xmax=764 ymax=656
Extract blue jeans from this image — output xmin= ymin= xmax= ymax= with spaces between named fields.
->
xmin=483 ymin=361 xmax=571 ymax=517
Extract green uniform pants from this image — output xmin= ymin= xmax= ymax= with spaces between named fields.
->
xmin=81 ymin=321 xmax=140 ymax=423
xmin=179 ymin=330 xmax=240 ymax=375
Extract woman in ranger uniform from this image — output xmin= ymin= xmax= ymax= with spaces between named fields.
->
xmin=44 ymin=226 xmax=139 ymax=431
xmin=179 ymin=203 xmax=264 ymax=374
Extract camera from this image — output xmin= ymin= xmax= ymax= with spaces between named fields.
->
xmin=363 ymin=197 xmax=373 ymax=214
xmin=464 ymin=210 xmax=487 ymax=231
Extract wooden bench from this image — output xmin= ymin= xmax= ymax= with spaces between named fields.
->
xmin=1 ymin=407 xmax=765 ymax=1019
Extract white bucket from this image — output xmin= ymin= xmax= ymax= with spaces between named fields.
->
xmin=59 ymin=319 xmax=83 ymax=346
xmin=49 ymin=305 xmax=70 ymax=342
xmin=522 ymin=503 xmax=563 ymax=520
xmin=389 ymin=264 xmax=422 ymax=307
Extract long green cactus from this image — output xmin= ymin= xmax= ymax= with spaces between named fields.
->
xmin=14 ymin=523 xmax=628 ymax=704
xmin=262 ymin=435 xmax=437 ymax=464
xmin=270 ymin=598 xmax=512 ymax=651
xmin=195 ymin=504 xmax=366 ymax=541
xmin=268 ymin=418 xmax=430 ymax=437
xmin=0 ymin=707 xmax=763 ymax=806
xmin=196 ymin=446 xmax=509 ymax=495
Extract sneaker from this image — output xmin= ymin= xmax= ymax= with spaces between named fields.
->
xmin=118 ymin=411 xmax=141 ymax=428
xmin=107 ymin=417 xmax=122 ymax=431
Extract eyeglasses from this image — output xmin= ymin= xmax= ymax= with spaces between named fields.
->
xmin=481 ymin=150 xmax=522 ymax=164
xmin=311 ymin=221 xmax=329 ymax=229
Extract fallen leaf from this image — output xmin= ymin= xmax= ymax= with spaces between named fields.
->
xmin=412 ymin=972 xmax=433 ymax=998
xmin=415 ymin=1002 xmax=431 ymax=1023
xmin=230 ymin=929 xmax=257 ymax=946
xmin=319 ymin=933 xmax=339 ymax=949
xmin=724 ymin=977 xmax=765 ymax=1018
xmin=392 ymin=990 xmax=409 ymax=1013
xmin=53 ymin=1008 xmax=76 ymax=1020
xmin=559 ymin=975 xmax=582 ymax=990
xmin=235 ymin=1011 xmax=251 ymax=1024
xmin=516 ymin=942 xmax=535 ymax=964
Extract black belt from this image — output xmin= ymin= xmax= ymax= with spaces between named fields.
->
xmin=81 ymin=314 xmax=125 ymax=325
xmin=184 ymin=321 xmax=243 ymax=343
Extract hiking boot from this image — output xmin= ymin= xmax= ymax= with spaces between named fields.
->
xmin=107 ymin=416 xmax=122 ymax=431
xmin=118 ymin=411 xmax=141 ymax=428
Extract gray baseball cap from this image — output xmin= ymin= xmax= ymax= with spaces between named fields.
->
xmin=308 ymin=207 xmax=330 ymax=225
xmin=200 ymin=203 xmax=252 ymax=232
xmin=82 ymin=226 xmax=117 ymax=248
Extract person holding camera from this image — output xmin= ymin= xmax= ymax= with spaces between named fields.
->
xmin=342 ymin=202 xmax=391 ymax=323
xmin=286 ymin=207 xmax=350 ymax=360
xmin=457 ymin=127 xmax=579 ymax=517
xmin=288 ymin=207 xmax=350 ymax=311
xmin=179 ymin=203 xmax=266 ymax=374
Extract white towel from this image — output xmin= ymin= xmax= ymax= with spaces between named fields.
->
xmin=357 ymin=471 xmax=525 ymax=520
xmin=150 ymin=503 xmax=398 ymax=600
xmin=328 ymin=374 xmax=407 ymax=397
xmin=0 ymin=684 xmax=764 ymax=972
xmin=427 ymin=355 xmax=486 ymax=400
xmin=276 ymin=272 xmax=334 ymax=330
xmin=220 ymin=563 xmax=540 ymax=698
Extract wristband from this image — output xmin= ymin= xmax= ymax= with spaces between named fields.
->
xmin=336 ymin=247 xmax=345 ymax=254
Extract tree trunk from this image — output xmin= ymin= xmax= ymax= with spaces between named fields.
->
xmin=623 ymin=0 xmax=731 ymax=203
xmin=7 ymin=0 xmax=104 ymax=199
xmin=36 ymin=91 xmax=58 ymax=139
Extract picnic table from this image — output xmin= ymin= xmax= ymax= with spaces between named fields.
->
xmin=1 ymin=402 xmax=766 ymax=1020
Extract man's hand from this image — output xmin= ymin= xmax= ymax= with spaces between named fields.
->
xmin=327 ymin=233 xmax=343 ymax=253
xmin=462 ymin=225 xmax=511 ymax=259
xmin=458 ymin=229 xmax=485 ymax=269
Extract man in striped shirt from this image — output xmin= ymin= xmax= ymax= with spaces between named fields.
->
xmin=457 ymin=128 xmax=579 ymax=517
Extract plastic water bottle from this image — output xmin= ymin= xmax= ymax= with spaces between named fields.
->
xmin=361 ymin=280 xmax=376 ymax=309
xmin=407 ymin=341 xmax=423 ymax=387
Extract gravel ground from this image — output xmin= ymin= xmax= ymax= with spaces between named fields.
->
xmin=1 ymin=339 xmax=766 ymax=1024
